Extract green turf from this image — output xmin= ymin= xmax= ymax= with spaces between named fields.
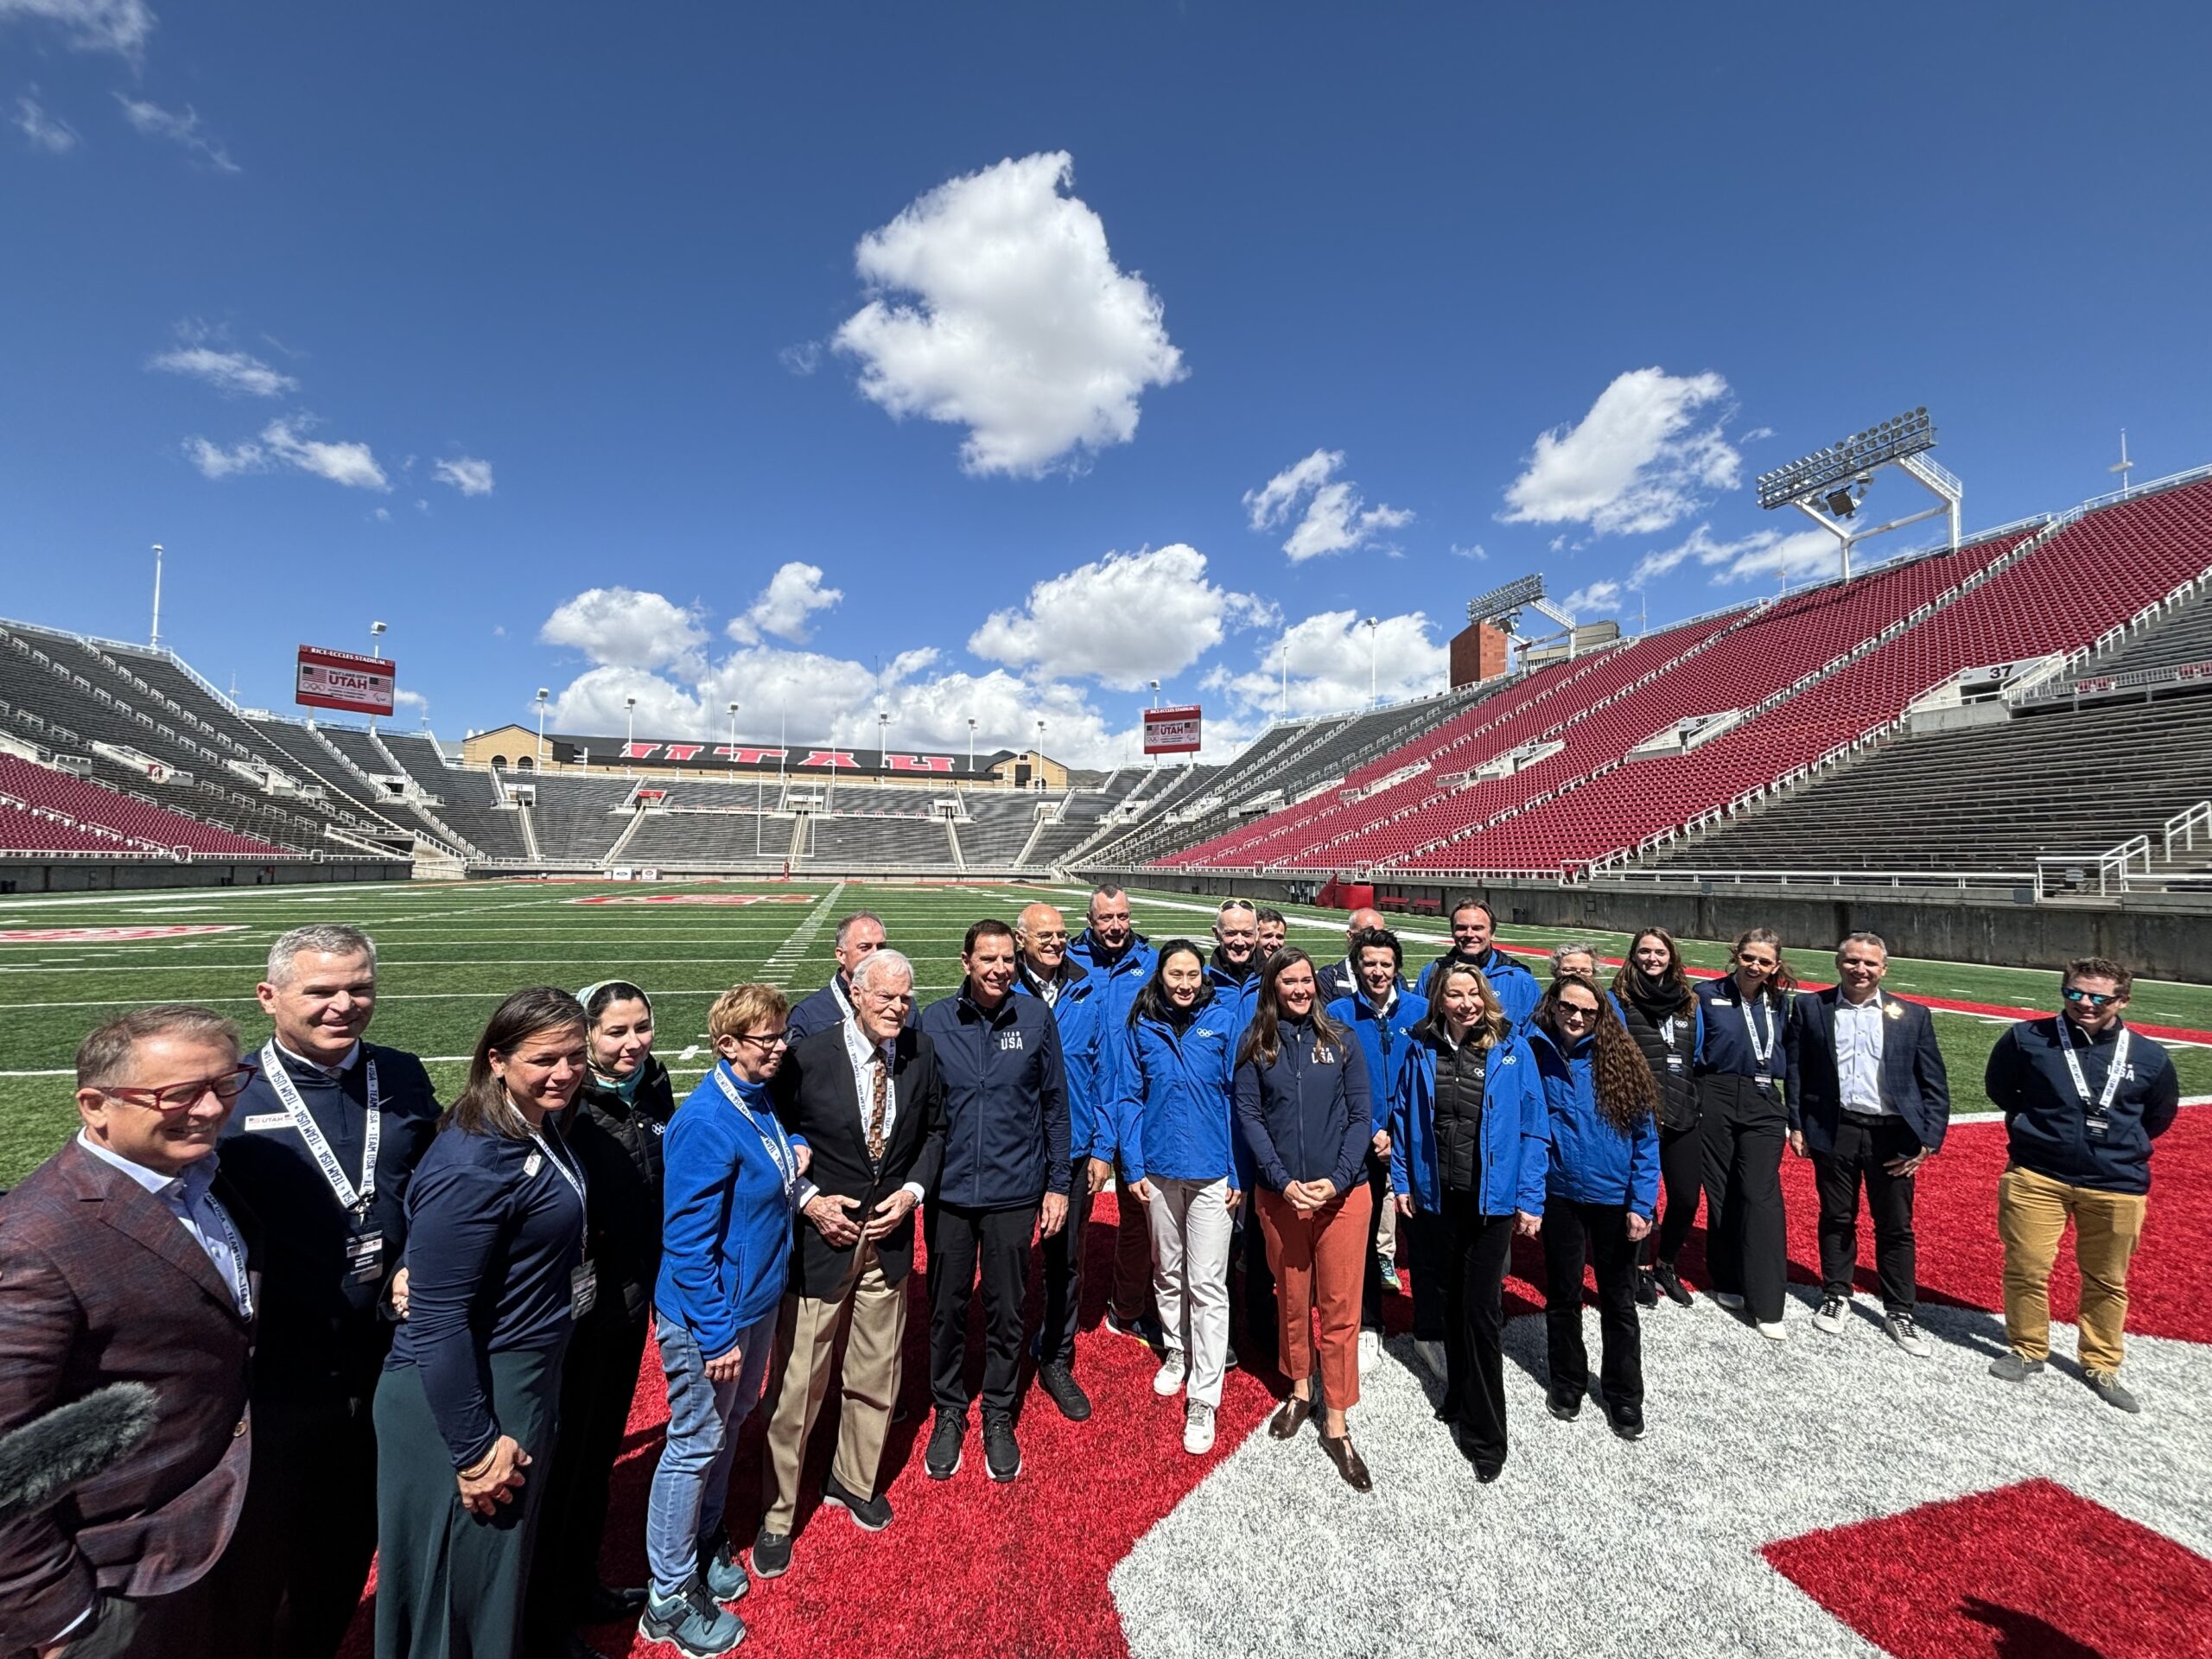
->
xmin=1 ymin=877 xmax=2204 ymax=1188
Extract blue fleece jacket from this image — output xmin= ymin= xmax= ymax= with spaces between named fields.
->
xmin=1328 ymin=989 xmax=1428 ymax=1133
xmin=1416 ymin=948 xmax=1541 ymax=1028
xmin=1014 ymin=958 xmax=1108 ymax=1162
xmin=654 ymin=1062 xmax=798 ymax=1358
xmin=1529 ymin=1027 xmax=1660 ymax=1217
xmin=1390 ymin=1030 xmax=1548 ymax=1217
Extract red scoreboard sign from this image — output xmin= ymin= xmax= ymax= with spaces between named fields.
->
xmin=296 ymin=645 xmax=397 ymax=716
xmin=1143 ymin=704 xmax=1202 ymax=754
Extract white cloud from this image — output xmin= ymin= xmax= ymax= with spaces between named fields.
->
xmin=969 ymin=543 xmax=1274 ymax=690
xmin=186 ymin=418 xmax=387 ymax=489
xmin=372 ymin=506 xmax=391 ymax=523
xmin=1243 ymin=448 xmax=1412 ymax=563
xmin=12 ymin=92 xmax=77 ymax=152
xmin=1452 ymin=542 xmax=1488 ymax=562
xmin=727 ymin=562 xmax=842 ymax=645
xmin=114 ymin=92 xmax=235 ymax=171
xmin=778 ymin=342 xmax=820 ymax=377
xmin=433 ymin=455 xmax=494 ymax=496
xmin=1561 ymin=580 xmax=1622 ymax=616
xmin=1629 ymin=522 xmax=1840 ymax=589
xmin=1206 ymin=608 xmax=1449 ymax=718
xmin=392 ymin=688 xmax=427 ymax=712
xmin=1501 ymin=367 xmax=1739 ymax=537
xmin=183 ymin=434 xmax=264 ymax=480
xmin=832 ymin=150 xmax=1185 ymax=477
xmin=540 ymin=587 xmax=709 ymax=673
xmin=147 ymin=342 xmax=296 ymax=397
xmin=0 ymin=0 xmax=153 ymax=60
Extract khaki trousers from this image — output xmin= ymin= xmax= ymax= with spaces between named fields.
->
xmin=1997 ymin=1163 xmax=2148 ymax=1374
xmin=758 ymin=1238 xmax=906 ymax=1533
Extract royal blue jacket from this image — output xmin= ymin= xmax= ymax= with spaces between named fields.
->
xmin=1985 ymin=1016 xmax=2179 ymax=1195
xmin=1328 ymin=989 xmax=1428 ymax=1134
xmin=1529 ymin=1027 xmax=1660 ymax=1217
xmin=1204 ymin=954 xmax=1262 ymax=1045
xmin=1233 ymin=1017 xmax=1371 ymax=1195
xmin=1391 ymin=1030 xmax=1548 ymax=1216
xmin=1694 ymin=976 xmax=1792 ymax=1084
xmin=1416 ymin=949 xmax=1541 ymax=1029
xmin=1116 ymin=995 xmax=1247 ymax=1189
xmin=1014 ymin=958 xmax=1108 ymax=1163
xmin=1067 ymin=930 xmax=1156 ymax=1027
xmin=655 ymin=1063 xmax=797 ymax=1358
xmin=918 ymin=986 xmax=1071 ymax=1206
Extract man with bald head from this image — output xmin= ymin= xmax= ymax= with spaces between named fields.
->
xmin=1317 ymin=908 xmax=1395 ymax=1006
xmin=1013 ymin=902 xmax=1109 ymax=1421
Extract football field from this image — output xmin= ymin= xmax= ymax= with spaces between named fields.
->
xmin=2 ymin=874 xmax=2207 ymax=1186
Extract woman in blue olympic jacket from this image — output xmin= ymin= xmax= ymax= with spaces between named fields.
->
xmin=1529 ymin=970 xmax=1660 ymax=1446
xmin=1115 ymin=938 xmax=1245 ymax=1457
xmin=1389 ymin=957 xmax=1546 ymax=1482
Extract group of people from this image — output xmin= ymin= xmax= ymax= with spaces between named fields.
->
xmin=0 ymin=892 xmax=2183 ymax=1659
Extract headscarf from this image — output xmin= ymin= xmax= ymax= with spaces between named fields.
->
xmin=577 ymin=980 xmax=653 ymax=1101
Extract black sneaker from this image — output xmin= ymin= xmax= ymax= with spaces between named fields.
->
xmin=924 ymin=1408 xmax=967 ymax=1480
xmin=1224 ymin=1338 xmax=1241 ymax=1373
xmin=1547 ymin=1385 xmax=1582 ymax=1422
xmin=1104 ymin=1308 xmax=1164 ymax=1348
xmin=1651 ymin=1261 xmax=1694 ymax=1307
xmin=1634 ymin=1268 xmax=1660 ymax=1308
xmin=819 ymin=1468 xmax=892 ymax=1531
xmin=982 ymin=1410 xmax=1022 ymax=1482
xmin=748 ymin=1528 xmax=792 ymax=1580
xmin=1035 ymin=1360 xmax=1092 ymax=1422
xmin=1605 ymin=1402 xmax=1644 ymax=1441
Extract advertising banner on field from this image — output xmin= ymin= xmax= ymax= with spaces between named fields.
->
xmin=1143 ymin=704 xmax=1202 ymax=754
xmin=296 ymin=645 xmax=397 ymax=716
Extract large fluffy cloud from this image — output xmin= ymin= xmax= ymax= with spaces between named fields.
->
xmin=727 ymin=562 xmax=842 ymax=645
xmin=968 ymin=544 xmax=1273 ymax=690
xmin=833 ymin=151 xmax=1185 ymax=477
xmin=1205 ymin=609 xmax=1448 ymax=719
xmin=539 ymin=587 xmax=708 ymax=672
xmin=1243 ymin=449 xmax=1412 ymax=563
xmin=1501 ymin=368 xmax=1739 ymax=537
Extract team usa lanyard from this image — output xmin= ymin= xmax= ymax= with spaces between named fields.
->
xmin=203 ymin=1189 xmax=253 ymax=1320
xmin=527 ymin=1122 xmax=588 ymax=1233
xmin=2057 ymin=1019 xmax=2130 ymax=1116
xmin=715 ymin=1063 xmax=798 ymax=1198
xmin=261 ymin=1040 xmax=380 ymax=1221
xmin=1739 ymin=996 xmax=1776 ymax=1077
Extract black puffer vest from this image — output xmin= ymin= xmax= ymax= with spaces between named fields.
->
xmin=1616 ymin=985 xmax=1700 ymax=1133
xmin=1430 ymin=1037 xmax=1491 ymax=1194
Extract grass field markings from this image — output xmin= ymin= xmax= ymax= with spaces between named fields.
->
xmin=758 ymin=880 xmax=843 ymax=987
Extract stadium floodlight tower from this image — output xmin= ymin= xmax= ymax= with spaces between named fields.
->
xmin=1466 ymin=572 xmax=1578 ymax=664
xmin=1755 ymin=407 xmax=1960 ymax=582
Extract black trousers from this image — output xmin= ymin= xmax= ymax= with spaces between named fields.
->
xmin=524 ymin=1304 xmax=650 ymax=1652
xmin=1357 ymin=1149 xmax=1390 ymax=1332
xmin=1637 ymin=1121 xmax=1707 ymax=1268
xmin=230 ymin=1382 xmax=380 ymax=1659
xmin=1438 ymin=1193 xmax=1516 ymax=1468
xmin=1236 ymin=1200 xmax=1277 ymax=1360
xmin=1036 ymin=1166 xmax=1094 ymax=1369
xmin=1541 ymin=1197 xmax=1643 ymax=1414
xmin=1700 ymin=1076 xmax=1789 ymax=1323
xmin=926 ymin=1199 xmax=1038 ymax=1414
xmin=1404 ymin=1206 xmax=1447 ymax=1342
xmin=1814 ymin=1116 xmax=1922 ymax=1313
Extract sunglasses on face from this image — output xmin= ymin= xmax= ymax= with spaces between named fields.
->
xmin=101 ymin=1064 xmax=258 ymax=1113
xmin=1557 ymin=1004 xmax=1599 ymax=1023
xmin=2063 ymin=988 xmax=2119 ymax=1008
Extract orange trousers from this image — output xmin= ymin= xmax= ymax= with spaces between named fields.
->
xmin=1258 ymin=1181 xmax=1374 ymax=1413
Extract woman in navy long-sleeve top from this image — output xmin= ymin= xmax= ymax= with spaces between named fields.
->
xmin=1234 ymin=948 xmax=1375 ymax=1491
xmin=1695 ymin=926 xmax=1799 ymax=1339
xmin=376 ymin=988 xmax=591 ymax=1659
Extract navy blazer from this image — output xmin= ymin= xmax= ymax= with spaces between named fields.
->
xmin=1783 ymin=988 xmax=1952 ymax=1156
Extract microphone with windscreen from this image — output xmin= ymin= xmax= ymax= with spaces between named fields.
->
xmin=0 ymin=1382 xmax=160 ymax=1523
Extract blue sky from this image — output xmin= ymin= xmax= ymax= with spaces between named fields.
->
xmin=5 ymin=3 xmax=2210 ymax=766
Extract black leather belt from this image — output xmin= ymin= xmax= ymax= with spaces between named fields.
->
xmin=1840 ymin=1109 xmax=1889 ymax=1127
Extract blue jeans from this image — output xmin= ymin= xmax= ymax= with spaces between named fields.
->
xmin=644 ymin=1312 xmax=777 ymax=1597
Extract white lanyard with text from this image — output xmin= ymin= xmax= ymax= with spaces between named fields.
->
xmin=205 ymin=1192 xmax=254 ymax=1321
xmin=528 ymin=1123 xmax=588 ymax=1230
xmin=715 ymin=1064 xmax=798 ymax=1198
xmin=1740 ymin=996 xmax=1776 ymax=1078
xmin=529 ymin=1122 xmax=596 ymax=1318
xmin=2058 ymin=1019 xmax=2130 ymax=1117
xmin=261 ymin=1041 xmax=380 ymax=1220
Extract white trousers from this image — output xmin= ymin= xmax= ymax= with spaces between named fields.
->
xmin=1148 ymin=1175 xmax=1233 ymax=1408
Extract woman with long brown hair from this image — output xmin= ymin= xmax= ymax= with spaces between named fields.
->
xmin=1696 ymin=926 xmax=1798 ymax=1342
xmin=1530 ymin=972 xmax=1659 ymax=1441
xmin=1233 ymin=947 xmax=1375 ymax=1489
xmin=376 ymin=988 xmax=592 ymax=1659
xmin=1610 ymin=928 xmax=1706 ymax=1309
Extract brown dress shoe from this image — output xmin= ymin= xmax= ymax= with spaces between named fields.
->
xmin=1268 ymin=1395 xmax=1313 ymax=1440
xmin=1320 ymin=1432 xmax=1372 ymax=1491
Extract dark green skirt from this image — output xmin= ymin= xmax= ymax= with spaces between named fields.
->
xmin=372 ymin=1344 xmax=563 ymax=1659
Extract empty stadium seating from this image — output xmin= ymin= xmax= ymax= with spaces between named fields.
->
xmin=0 ymin=754 xmax=286 ymax=856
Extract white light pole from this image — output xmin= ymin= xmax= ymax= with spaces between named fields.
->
xmin=368 ymin=620 xmax=388 ymax=733
xmin=726 ymin=701 xmax=740 ymax=770
xmin=1149 ymin=679 xmax=1161 ymax=768
xmin=624 ymin=695 xmax=637 ymax=778
xmin=1035 ymin=718 xmax=1046 ymax=793
xmin=1279 ymin=639 xmax=1289 ymax=719
xmin=877 ymin=709 xmax=890 ymax=772
xmin=534 ymin=688 xmax=550 ymax=766
xmin=966 ymin=716 xmax=976 ymax=778
xmin=149 ymin=544 xmax=164 ymax=649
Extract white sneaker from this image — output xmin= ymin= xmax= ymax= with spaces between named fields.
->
xmin=1713 ymin=1291 xmax=1746 ymax=1312
xmin=1812 ymin=1294 xmax=1849 ymax=1336
xmin=1183 ymin=1401 xmax=1216 ymax=1454
xmin=1414 ymin=1338 xmax=1447 ymax=1379
xmin=1152 ymin=1351 xmax=1188 ymax=1396
xmin=1757 ymin=1319 xmax=1789 ymax=1344
xmin=1357 ymin=1329 xmax=1382 ymax=1375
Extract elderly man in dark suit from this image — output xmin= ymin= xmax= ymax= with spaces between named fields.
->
xmin=0 ymin=1005 xmax=262 ymax=1659
xmin=1785 ymin=932 xmax=1952 ymax=1357
xmin=750 ymin=948 xmax=944 ymax=1579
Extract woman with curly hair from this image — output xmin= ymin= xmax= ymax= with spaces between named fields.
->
xmin=1530 ymin=971 xmax=1659 ymax=1441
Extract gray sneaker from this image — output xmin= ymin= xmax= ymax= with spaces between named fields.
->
xmin=1812 ymin=1295 xmax=1849 ymax=1336
xmin=1988 ymin=1350 xmax=2045 ymax=1383
xmin=1884 ymin=1313 xmax=1932 ymax=1357
xmin=2085 ymin=1370 xmax=2141 ymax=1414
xmin=639 ymin=1574 xmax=745 ymax=1659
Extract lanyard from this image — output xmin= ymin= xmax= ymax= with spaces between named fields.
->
xmin=201 ymin=1190 xmax=254 ymax=1321
xmin=714 ymin=1063 xmax=798 ymax=1197
xmin=261 ymin=1041 xmax=380 ymax=1219
xmin=2057 ymin=1019 xmax=2130 ymax=1116
xmin=1739 ymin=997 xmax=1776 ymax=1072
xmin=527 ymin=1122 xmax=588 ymax=1235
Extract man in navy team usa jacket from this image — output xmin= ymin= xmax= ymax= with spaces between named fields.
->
xmin=917 ymin=919 xmax=1071 ymax=1484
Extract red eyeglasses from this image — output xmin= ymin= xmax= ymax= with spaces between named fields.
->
xmin=99 ymin=1065 xmax=259 ymax=1113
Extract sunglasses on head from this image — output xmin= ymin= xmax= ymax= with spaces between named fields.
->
xmin=2063 ymin=987 xmax=2118 ymax=1008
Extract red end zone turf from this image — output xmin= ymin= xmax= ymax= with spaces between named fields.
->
xmin=345 ymin=1109 xmax=2209 ymax=1657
